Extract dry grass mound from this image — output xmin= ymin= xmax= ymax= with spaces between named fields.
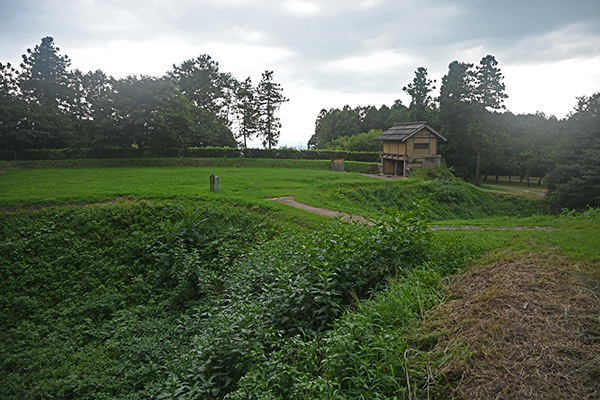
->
xmin=428 ymin=253 xmax=600 ymax=399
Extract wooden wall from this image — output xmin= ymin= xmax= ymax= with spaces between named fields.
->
xmin=382 ymin=129 xmax=438 ymax=156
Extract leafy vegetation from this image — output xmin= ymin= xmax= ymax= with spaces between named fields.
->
xmin=321 ymin=171 xmax=546 ymax=220
xmin=0 ymin=37 xmax=288 ymax=154
xmin=0 ymin=201 xmax=275 ymax=399
xmin=0 ymin=196 xmax=497 ymax=399
xmin=1 ymin=163 xmax=598 ymax=399
xmin=227 ymin=234 xmax=489 ymax=400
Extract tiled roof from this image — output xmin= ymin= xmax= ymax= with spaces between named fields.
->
xmin=374 ymin=121 xmax=447 ymax=142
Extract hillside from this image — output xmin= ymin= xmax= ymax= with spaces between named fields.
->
xmin=0 ymin=165 xmax=598 ymax=399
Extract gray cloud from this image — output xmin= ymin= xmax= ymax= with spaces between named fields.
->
xmin=1 ymin=0 xmax=599 ymax=143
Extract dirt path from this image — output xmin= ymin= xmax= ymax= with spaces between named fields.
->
xmin=265 ymin=196 xmax=370 ymax=223
xmin=265 ymin=196 xmax=552 ymax=230
xmin=485 ymin=183 xmax=546 ymax=197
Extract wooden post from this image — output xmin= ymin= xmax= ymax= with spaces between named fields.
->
xmin=210 ymin=174 xmax=215 ymax=192
xmin=214 ymin=176 xmax=219 ymax=193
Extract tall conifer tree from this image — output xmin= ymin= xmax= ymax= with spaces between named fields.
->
xmin=475 ymin=55 xmax=508 ymax=110
xmin=403 ymin=67 xmax=435 ymax=121
xmin=256 ymin=70 xmax=288 ymax=149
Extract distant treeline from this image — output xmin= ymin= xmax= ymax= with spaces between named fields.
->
xmin=0 ymin=37 xmax=288 ymax=156
xmin=309 ymin=58 xmax=599 ymax=211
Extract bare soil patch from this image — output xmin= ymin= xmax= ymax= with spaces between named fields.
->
xmin=426 ymin=253 xmax=600 ymax=399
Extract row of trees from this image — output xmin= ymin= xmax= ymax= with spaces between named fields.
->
xmin=0 ymin=37 xmax=288 ymax=154
xmin=309 ymin=55 xmax=599 ymax=210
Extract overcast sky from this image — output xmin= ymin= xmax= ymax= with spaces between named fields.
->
xmin=1 ymin=0 xmax=599 ymax=147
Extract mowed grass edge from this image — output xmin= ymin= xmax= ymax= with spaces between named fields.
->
xmin=0 ymin=165 xmax=377 ymax=209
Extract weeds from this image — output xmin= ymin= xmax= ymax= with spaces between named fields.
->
xmin=2 ymin=172 xmax=598 ymax=399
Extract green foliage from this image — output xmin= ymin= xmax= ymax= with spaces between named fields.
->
xmin=2 ymin=38 xmax=288 ymax=155
xmin=2 ymin=164 xmax=598 ymax=399
xmin=1 ymin=146 xmax=379 ymax=162
xmin=474 ymin=55 xmax=508 ymax=110
xmin=227 ymin=235 xmax=489 ymax=400
xmin=256 ymin=70 xmax=288 ymax=149
xmin=546 ymin=140 xmax=600 ymax=212
xmin=308 ymin=103 xmax=409 ymax=150
xmin=0 ymin=202 xmax=272 ymax=399
xmin=559 ymin=206 xmax=600 ymax=221
xmin=325 ymin=129 xmax=383 ymax=152
xmin=409 ymin=161 xmax=456 ymax=181
xmin=19 ymin=36 xmax=74 ymax=109
xmin=162 ymin=208 xmax=432 ymax=398
xmin=234 ymin=77 xmax=259 ymax=148
xmin=323 ymin=174 xmax=546 ymax=221
xmin=403 ymin=66 xmax=436 ymax=121
xmin=343 ymin=161 xmax=372 ymax=174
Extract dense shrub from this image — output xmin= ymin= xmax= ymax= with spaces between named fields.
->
xmin=545 ymin=141 xmax=600 ymax=212
xmin=0 ymin=202 xmax=273 ymax=399
xmin=324 ymin=175 xmax=547 ymax=220
xmin=5 ymin=146 xmax=380 ymax=162
xmin=1 ymin=195 xmax=517 ymax=399
xmin=162 ymin=208 xmax=432 ymax=398
xmin=227 ymin=235 xmax=490 ymax=399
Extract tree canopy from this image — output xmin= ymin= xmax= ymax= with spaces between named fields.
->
xmin=403 ymin=66 xmax=436 ymax=121
xmin=0 ymin=37 xmax=288 ymax=155
xmin=308 ymin=55 xmax=598 ymax=211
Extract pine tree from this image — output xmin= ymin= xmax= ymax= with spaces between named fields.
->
xmin=256 ymin=70 xmax=288 ymax=149
xmin=20 ymin=36 xmax=74 ymax=110
xmin=474 ymin=55 xmax=508 ymax=110
xmin=233 ymin=77 xmax=258 ymax=148
xmin=403 ymin=67 xmax=435 ymax=121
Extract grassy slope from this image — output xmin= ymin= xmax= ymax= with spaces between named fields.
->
xmin=0 ymin=164 xmax=546 ymax=219
xmin=1 ymin=163 xmax=598 ymax=398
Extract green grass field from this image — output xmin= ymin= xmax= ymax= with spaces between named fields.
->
xmin=0 ymin=166 xmax=376 ymax=208
xmin=1 ymin=162 xmax=598 ymax=399
xmin=1 ymin=163 xmax=597 ymax=259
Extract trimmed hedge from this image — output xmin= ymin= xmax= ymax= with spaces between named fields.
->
xmin=2 ymin=158 xmax=334 ymax=170
xmin=3 ymin=158 xmax=376 ymax=173
xmin=3 ymin=147 xmax=380 ymax=163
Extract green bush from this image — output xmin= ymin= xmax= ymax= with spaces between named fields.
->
xmin=324 ymin=175 xmax=547 ymax=220
xmin=6 ymin=147 xmax=380 ymax=162
xmin=1 ymin=195 xmax=515 ymax=399
xmin=227 ymin=235 xmax=489 ymax=400
xmin=0 ymin=202 xmax=273 ymax=399
xmin=343 ymin=161 xmax=372 ymax=174
xmin=163 ymin=208 xmax=432 ymax=398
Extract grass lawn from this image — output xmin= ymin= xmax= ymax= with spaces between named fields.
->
xmin=1 ymin=162 xmax=599 ymax=399
xmin=0 ymin=166 xmax=377 ymax=209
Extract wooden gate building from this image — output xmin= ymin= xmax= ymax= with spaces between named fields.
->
xmin=374 ymin=121 xmax=447 ymax=176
